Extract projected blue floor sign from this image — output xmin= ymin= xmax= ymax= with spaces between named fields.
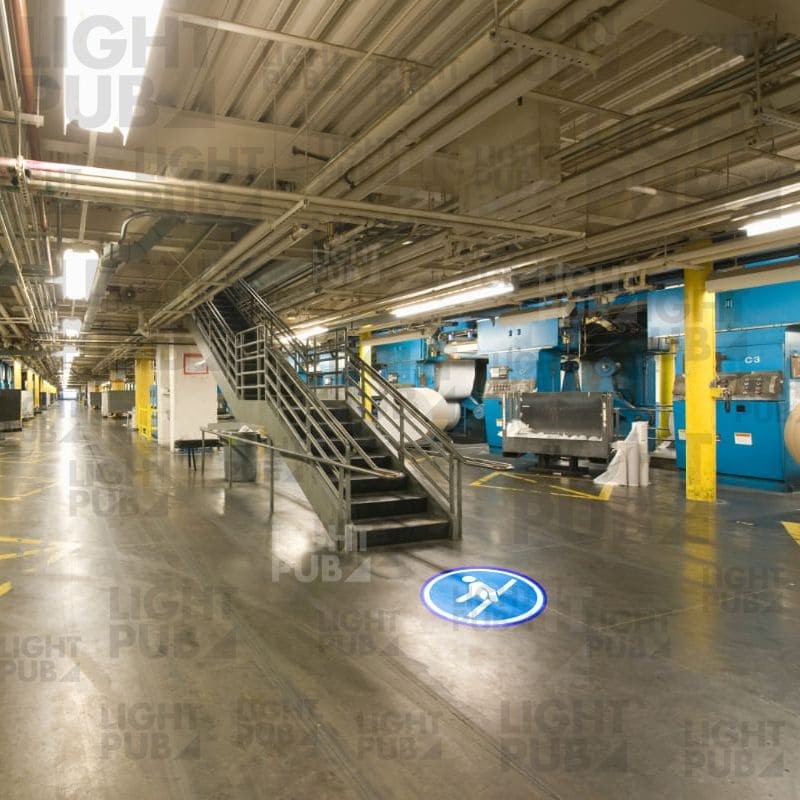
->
xmin=421 ymin=567 xmax=547 ymax=627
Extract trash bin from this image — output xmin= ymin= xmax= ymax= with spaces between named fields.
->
xmin=224 ymin=432 xmax=259 ymax=482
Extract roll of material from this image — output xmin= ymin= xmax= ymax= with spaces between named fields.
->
xmin=390 ymin=387 xmax=450 ymax=441
xmin=626 ymin=435 xmax=640 ymax=487
xmin=786 ymin=405 xmax=800 ymax=465
xmin=435 ymin=361 xmax=476 ymax=401
xmin=445 ymin=402 xmax=462 ymax=431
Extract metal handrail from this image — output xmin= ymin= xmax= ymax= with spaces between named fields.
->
xmin=194 ymin=298 xmax=397 ymax=539
xmin=199 ymin=427 xmax=402 ymax=478
xmin=233 ymin=321 xmax=382 ymax=471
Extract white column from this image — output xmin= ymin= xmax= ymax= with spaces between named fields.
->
xmin=155 ymin=343 xmax=217 ymax=449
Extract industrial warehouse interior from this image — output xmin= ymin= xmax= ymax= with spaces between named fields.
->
xmin=2 ymin=0 xmax=800 ymax=797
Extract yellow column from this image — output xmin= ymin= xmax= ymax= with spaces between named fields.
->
xmin=13 ymin=359 xmax=22 ymax=389
xmin=684 ymin=267 xmax=716 ymax=502
xmin=134 ymin=358 xmax=155 ymax=439
xmin=657 ymin=339 xmax=676 ymax=443
xmin=359 ymin=336 xmax=373 ymax=418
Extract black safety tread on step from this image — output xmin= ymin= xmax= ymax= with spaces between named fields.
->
xmin=352 ymin=516 xmax=450 ymax=547
xmin=348 ymin=475 xmax=409 ymax=491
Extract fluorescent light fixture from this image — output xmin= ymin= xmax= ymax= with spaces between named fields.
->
xmin=279 ymin=325 xmax=329 ymax=345
xmin=63 ymin=0 xmax=166 ymax=142
xmin=629 ymin=185 xmax=658 ymax=196
xmin=706 ymin=264 xmax=800 ymax=293
xmin=742 ymin=210 xmax=800 ymax=237
xmin=294 ymin=325 xmax=328 ymax=341
xmin=392 ymin=282 xmax=514 ymax=318
xmin=62 ymin=318 xmax=83 ymax=338
xmin=63 ymin=249 xmax=99 ymax=300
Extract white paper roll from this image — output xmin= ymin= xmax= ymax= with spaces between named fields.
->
xmin=435 ymin=361 xmax=476 ymax=400
xmin=445 ymin=402 xmax=462 ymax=430
xmin=626 ymin=437 xmax=640 ymax=487
xmin=388 ymin=387 xmax=451 ymax=441
xmin=786 ymin=405 xmax=800 ymax=465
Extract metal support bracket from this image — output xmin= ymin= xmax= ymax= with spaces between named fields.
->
xmin=490 ymin=26 xmax=602 ymax=73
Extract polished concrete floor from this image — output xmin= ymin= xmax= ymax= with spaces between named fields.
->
xmin=1 ymin=402 xmax=799 ymax=799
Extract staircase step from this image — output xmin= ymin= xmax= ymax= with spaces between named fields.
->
xmin=350 ymin=474 xmax=409 ymax=493
xmin=351 ymin=492 xmax=428 ymax=520
xmin=321 ymin=453 xmax=393 ymax=473
xmin=353 ymin=515 xmax=450 ymax=548
xmin=285 ymin=405 xmax=353 ymax=422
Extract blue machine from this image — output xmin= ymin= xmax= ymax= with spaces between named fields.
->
xmin=372 ymin=326 xmax=487 ymax=441
xmin=668 ymin=284 xmax=800 ymax=491
xmin=479 ymin=297 xmax=656 ymax=455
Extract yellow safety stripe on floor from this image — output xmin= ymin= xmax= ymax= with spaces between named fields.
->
xmin=470 ymin=470 xmax=613 ymax=501
xmin=0 ymin=581 xmax=12 ymax=597
xmin=0 ymin=537 xmax=79 ymax=570
xmin=782 ymin=522 xmax=800 ymax=547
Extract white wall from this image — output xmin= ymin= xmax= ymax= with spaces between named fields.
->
xmin=156 ymin=343 xmax=217 ymax=449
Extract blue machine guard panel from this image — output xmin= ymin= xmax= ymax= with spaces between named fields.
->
xmin=421 ymin=567 xmax=547 ymax=628
xmin=674 ymin=400 xmax=785 ymax=482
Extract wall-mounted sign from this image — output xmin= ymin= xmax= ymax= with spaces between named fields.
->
xmin=183 ymin=353 xmax=208 ymax=375
xmin=421 ymin=567 xmax=546 ymax=628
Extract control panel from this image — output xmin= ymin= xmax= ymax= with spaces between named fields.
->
xmin=715 ymin=370 xmax=784 ymax=400
xmin=673 ymin=371 xmax=784 ymax=401
xmin=484 ymin=378 xmax=537 ymax=398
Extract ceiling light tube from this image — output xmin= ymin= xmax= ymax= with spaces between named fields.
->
xmin=391 ymin=282 xmax=514 ymax=318
xmin=742 ymin=209 xmax=800 ymax=237
xmin=63 ymin=249 xmax=99 ymax=300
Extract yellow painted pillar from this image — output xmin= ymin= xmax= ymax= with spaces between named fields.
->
xmin=359 ymin=336 xmax=373 ymax=419
xmin=657 ymin=339 xmax=676 ymax=443
xmin=13 ymin=359 xmax=22 ymax=389
xmin=684 ymin=267 xmax=716 ymax=502
xmin=134 ymin=358 xmax=155 ymax=439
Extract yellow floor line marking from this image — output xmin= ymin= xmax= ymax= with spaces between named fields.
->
xmin=0 ymin=581 xmax=11 ymax=597
xmin=471 ymin=470 xmax=613 ymax=501
xmin=0 ymin=536 xmax=43 ymax=545
xmin=470 ymin=471 xmax=504 ymax=488
xmin=782 ymin=522 xmax=800 ymax=546
xmin=0 ymin=536 xmax=79 ymax=574
xmin=547 ymin=483 xmax=614 ymax=502
xmin=0 ymin=549 xmax=41 ymax=561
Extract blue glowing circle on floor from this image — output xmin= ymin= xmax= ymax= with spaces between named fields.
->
xmin=421 ymin=567 xmax=547 ymax=627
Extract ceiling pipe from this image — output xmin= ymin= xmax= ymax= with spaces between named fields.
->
xmin=8 ymin=0 xmax=53 ymax=277
xmin=334 ymin=0 xmax=669 ymax=200
xmin=302 ymin=0 xmax=600 ymax=197
xmin=84 ymin=217 xmax=183 ymax=332
xmin=9 ymin=158 xmax=580 ymax=238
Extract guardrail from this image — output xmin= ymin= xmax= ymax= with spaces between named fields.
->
xmin=200 ymin=426 xmax=404 ymax=521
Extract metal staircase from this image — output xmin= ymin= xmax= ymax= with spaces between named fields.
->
xmin=191 ymin=280 xmax=470 ymax=548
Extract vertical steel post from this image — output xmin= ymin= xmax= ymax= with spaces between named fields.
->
xmin=269 ymin=439 xmax=275 ymax=516
xmin=227 ymin=434 xmax=233 ymax=490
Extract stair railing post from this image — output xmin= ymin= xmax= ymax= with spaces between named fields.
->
xmin=398 ymin=404 xmax=405 ymax=468
xmin=269 ymin=436 xmax=275 ymax=517
xmin=448 ymin=454 xmax=456 ymax=537
xmin=454 ymin=458 xmax=463 ymax=540
xmin=227 ymin=434 xmax=233 ymax=490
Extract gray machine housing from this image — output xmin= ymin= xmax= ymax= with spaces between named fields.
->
xmin=503 ymin=391 xmax=615 ymax=460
